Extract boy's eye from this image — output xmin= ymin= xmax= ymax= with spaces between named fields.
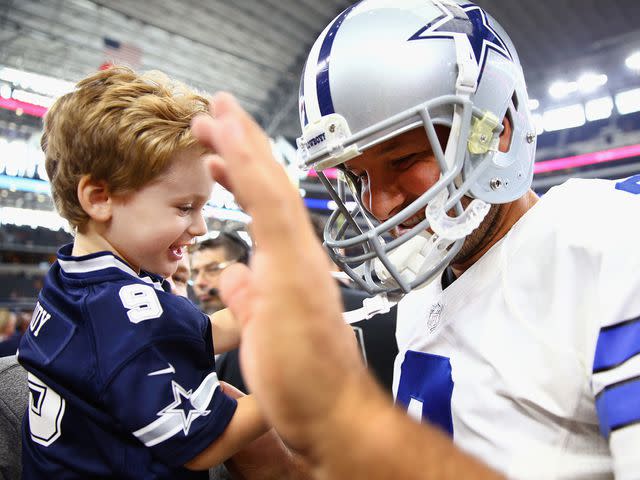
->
xmin=178 ymin=206 xmax=193 ymax=213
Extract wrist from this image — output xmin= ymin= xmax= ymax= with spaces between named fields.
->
xmin=307 ymin=371 xmax=395 ymax=476
xmin=307 ymin=373 xmax=504 ymax=480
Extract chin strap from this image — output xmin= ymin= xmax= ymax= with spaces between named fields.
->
xmin=342 ymin=293 xmax=397 ymax=325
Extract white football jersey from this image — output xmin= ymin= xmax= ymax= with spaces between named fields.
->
xmin=393 ymin=177 xmax=640 ymax=480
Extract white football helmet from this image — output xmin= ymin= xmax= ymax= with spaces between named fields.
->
xmin=297 ymin=0 xmax=537 ymax=297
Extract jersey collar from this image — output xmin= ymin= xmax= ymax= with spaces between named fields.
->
xmin=56 ymin=243 xmax=166 ymax=291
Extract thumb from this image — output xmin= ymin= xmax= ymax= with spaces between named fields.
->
xmin=218 ymin=263 xmax=253 ymax=327
xmin=220 ymin=381 xmax=247 ymax=399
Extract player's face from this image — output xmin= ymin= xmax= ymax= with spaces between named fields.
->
xmin=190 ymin=247 xmax=229 ymax=313
xmin=343 ymin=122 xmax=514 ymax=269
xmin=107 ymin=149 xmax=212 ymax=278
xmin=343 ymin=126 xmax=449 ymax=237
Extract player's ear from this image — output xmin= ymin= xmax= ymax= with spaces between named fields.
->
xmin=498 ymin=115 xmax=513 ymax=153
xmin=77 ymin=175 xmax=113 ymax=223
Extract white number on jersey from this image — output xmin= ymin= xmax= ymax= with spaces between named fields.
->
xmin=27 ymin=373 xmax=66 ymax=447
xmin=119 ymin=284 xmax=163 ymax=324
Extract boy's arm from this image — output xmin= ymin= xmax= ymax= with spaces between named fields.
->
xmin=209 ymin=308 xmax=240 ymax=354
xmin=184 ymin=393 xmax=268 ymax=470
xmin=222 ymin=382 xmax=313 ymax=480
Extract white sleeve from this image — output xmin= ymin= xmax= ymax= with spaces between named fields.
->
xmin=589 ymin=176 xmax=640 ymax=480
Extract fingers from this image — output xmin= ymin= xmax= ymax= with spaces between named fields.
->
xmin=220 ymin=381 xmax=247 ymax=399
xmin=191 ymin=93 xmax=309 ymax=254
xmin=218 ymin=263 xmax=253 ymax=327
xmin=208 ymin=154 xmax=232 ymax=192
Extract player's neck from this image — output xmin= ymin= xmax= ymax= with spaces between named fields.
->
xmin=451 ymin=189 xmax=539 ymax=277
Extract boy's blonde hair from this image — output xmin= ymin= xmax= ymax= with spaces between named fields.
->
xmin=42 ymin=66 xmax=210 ymax=228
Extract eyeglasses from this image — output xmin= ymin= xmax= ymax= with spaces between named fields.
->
xmin=190 ymin=259 xmax=239 ymax=281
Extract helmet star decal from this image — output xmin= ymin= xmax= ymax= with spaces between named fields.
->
xmin=409 ymin=1 xmax=513 ymax=83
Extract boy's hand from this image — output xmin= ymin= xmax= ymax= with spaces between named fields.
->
xmin=219 ymin=382 xmax=312 ymax=480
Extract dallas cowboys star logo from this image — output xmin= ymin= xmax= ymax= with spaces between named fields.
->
xmin=157 ymin=380 xmax=210 ymax=435
xmin=409 ymin=1 xmax=512 ymax=83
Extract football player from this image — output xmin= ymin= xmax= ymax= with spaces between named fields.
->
xmin=192 ymin=0 xmax=640 ymax=478
xmin=18 ymin=67 xmax=268 ymax=479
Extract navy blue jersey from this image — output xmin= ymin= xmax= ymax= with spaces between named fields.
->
xmin=18 ymin=244 xmax=237 ymax=479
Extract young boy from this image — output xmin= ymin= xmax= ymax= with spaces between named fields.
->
xmin=17 ymin=67 xmax=267 ymax=479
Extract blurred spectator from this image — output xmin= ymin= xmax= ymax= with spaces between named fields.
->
xmin=0 ymin=309 xmax=16 ymax=341
xmin=0 ymin=309 xmax=19 ymax=356
xmin=191 ymin=232 xmax=251 ymax=394
xmin=0 ymin=225 xmax=72 ymax=248
xmin=165 ymin=251 xmax=191 ymax=298
xmin=0 ymin=273 xmax=43 ymax=301
xmin=190 ymin=233 xmax=250 ymax=314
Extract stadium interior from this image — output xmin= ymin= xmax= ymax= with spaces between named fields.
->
xmin=0 ymin=0 xmax=639 ymax=311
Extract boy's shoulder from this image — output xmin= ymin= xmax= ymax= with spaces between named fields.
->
xmin=20 ymin=246 xmax=209 ymax=389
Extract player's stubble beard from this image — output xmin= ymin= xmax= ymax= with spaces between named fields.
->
xmin=450 ymin=202 xmax=503 ymax=266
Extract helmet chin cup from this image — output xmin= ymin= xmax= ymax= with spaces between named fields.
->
xmin=427 ymin=189 xmax=490 ymax=240
xmin=374 ymin=232 xmax=447 ymax=288
xmin=373 ymin=190 xmax=489 ymax=290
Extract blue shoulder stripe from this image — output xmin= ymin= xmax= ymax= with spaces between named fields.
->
xmin=595 ymin=375 xmax=640 ymax=437
xmin=593 ymin=315 xmax=640 ymax=373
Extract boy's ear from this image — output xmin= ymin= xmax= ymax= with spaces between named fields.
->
xmin=77 ymin=175 xmax=112 ymax=222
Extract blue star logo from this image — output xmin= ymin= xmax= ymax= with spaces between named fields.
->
xmin=409 ymin=1 xmax=512 ymax=84
xmin=158 ymin=381 xmax=210 ymax=435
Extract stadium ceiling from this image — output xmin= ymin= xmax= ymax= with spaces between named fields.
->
xmin=1 ymin=0 xmax=639 ymax=139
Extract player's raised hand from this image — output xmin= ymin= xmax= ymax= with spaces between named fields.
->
xmin=191 ymin=93 xmax=365 ymax=452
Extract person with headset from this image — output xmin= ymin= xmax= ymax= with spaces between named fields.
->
xmin=191 ymin=233 xmax=251 ymax=394
xmin=191 ymin=233 xmax=250 ymax=314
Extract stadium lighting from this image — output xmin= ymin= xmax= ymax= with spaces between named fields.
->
xmin=585 ymin=96 xmax=614 ymax=121
xmin=549 ymin=81 xmax=578 ymax=99
xmin=626 ymin=51 xmax=640 ymax=71
xmin=202 ymin=205 xmax=250 ymax=223
xmin=531 ymin=113 xmax=544 ymax=135
xmin=542 ymin=104 xmax=585 ymax=132
xmin=11 ymin=89 xmax=56 ymax=108
xmin=0 ymin=84 xmax=11 ymax=99
xmin=0 ymin=66 xmax=75 ymax=98
xmin=528 ymin=98 xmax=539 ymax=111
xmin=615 ymin=88 xmax=640 ymax=115
xmin=577 ymin=73 xmax=608 ymax=93
xmin=328 ymin=200 xmax=358 ymax=211
xmin=0 ymin=207 xmax=68 ymax=231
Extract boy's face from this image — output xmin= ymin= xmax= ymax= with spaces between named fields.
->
xmin=107 ymin=149 xmax=212 ymax=278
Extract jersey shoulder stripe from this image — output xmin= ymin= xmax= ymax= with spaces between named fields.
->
xmin=595 ymin=375 xmax=640 ymax=437
xmin=593 ymin=315 xmax=640 ymax=373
